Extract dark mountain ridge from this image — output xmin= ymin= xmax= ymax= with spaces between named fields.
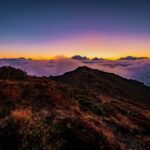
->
xmin=52 ymin=66 xmax=150 ymax=106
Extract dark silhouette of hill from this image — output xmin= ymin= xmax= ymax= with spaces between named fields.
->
xmin=0 ymin=66 xmax=150 ymax=150
xmin=0 ymin=66 xmax=27 ymax=80
xmin=52 ymin=66 xmax=150 ymax=106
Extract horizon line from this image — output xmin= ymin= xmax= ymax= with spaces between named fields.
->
xmin=0 ymin=55 xmax=149 ymax=61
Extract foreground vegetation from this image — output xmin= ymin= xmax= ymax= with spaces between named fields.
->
xmin=0 ymin=67 xmax=150 ymax=150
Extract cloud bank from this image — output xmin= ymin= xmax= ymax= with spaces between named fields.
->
xmin=0 ymin=57 xmax=150 ymax=86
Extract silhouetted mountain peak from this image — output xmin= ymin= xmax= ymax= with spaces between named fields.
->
xmin=53 ymin=66 xmax=150 ymax=105
xmin=74 ymin=66 xmax=95 ymax=72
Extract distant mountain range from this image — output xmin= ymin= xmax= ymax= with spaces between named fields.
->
xmin=71 ymin=55 xmax=148 ymax=61
xmin=118 ymin=56 xmax=148 ymax=60
xmin=0 ymin=66 xmax=150 ymax=150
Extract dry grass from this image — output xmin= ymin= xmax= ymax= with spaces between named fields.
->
xmin=10 ymin=108 xmax=32 ymax=121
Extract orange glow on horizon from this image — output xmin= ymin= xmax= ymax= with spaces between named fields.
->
xmin=0 ymin=34 xmax=150 ymax=60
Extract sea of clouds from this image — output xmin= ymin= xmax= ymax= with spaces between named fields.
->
xmin=0 ymin=56 xmax=150 ymax=86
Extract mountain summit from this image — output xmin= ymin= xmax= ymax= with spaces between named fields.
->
xmin=52 ymin=66 xmax=150 ymax=105
xmin=0 ymin=66 xmax=150 ymax=150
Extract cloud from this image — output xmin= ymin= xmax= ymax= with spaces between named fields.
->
xmin=54 ymin=57 xmax=83 ymax=76
xmin=0 ymin=57 xmax=150 ymax=86
xmin=87 ymin=59 xmax=150 ymax=86
xmin=0 ymin=57 xmax=82 ymax=77
xmin=0 ymin=58 xmax=55 ymax=76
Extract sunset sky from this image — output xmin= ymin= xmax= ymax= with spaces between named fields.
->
xmin=0 ymin=0 xmax=150 ymax=59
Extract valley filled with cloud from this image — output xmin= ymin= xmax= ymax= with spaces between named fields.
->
xmin=0 ymin=56 xmax=150 ymax=86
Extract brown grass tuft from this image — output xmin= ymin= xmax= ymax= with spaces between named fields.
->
xmin=11 ymin=108 xmax=32 ymax=121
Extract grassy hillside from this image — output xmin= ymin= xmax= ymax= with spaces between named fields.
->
xmin=0 ymin=67 xmax=150 ymax=150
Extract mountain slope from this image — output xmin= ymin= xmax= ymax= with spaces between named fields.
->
xmin=0 ymin=67 xmax=150 ymax=150
xmin=52 ymin=66 xmax=150 ymax=106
